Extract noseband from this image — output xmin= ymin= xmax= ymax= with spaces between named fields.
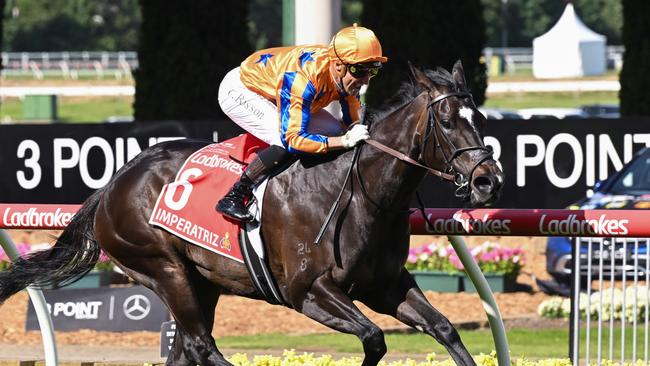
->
xmin=422 ymin=91 xmax=494 ymax=198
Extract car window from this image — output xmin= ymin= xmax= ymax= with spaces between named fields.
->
xmin=610 ymin=156 xmax=650 ymax=195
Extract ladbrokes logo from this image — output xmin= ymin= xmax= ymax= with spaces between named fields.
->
xmin=426 ymin=213 xmax=512 ymax=235
xmin=539 ymin=214 xmax=629 ymax=236
xmin=2 ymin=207 xmax=75 ymax=228
xmin=189 ymin=153 xmax=244 ymax=175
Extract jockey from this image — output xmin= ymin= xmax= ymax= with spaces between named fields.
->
xmin=216 ymin=23 xmax=387 ymax=222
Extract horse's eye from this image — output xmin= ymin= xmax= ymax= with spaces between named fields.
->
xmin=440 ymin=119 xmax=452 ymax=129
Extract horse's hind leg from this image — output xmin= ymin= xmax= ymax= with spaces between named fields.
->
xmin=361 ymin=270 xmax=476 ymax=366
xmin=100 ymin=231 xmax=229 ymax=366
xmin=118 ymin=257 xmax=230 ymax=366
xmin=296 ymin=275 xmax=386 ymax=366
xmin=165 ymin=270 xmax=227 ymax=366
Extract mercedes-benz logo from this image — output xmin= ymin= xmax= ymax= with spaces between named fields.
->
xmin=123 ymin=294 xmax=151 ymax=320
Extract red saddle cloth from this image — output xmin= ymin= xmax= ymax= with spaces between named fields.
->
xmin=149 ymin=134 xmax=268 ymax=263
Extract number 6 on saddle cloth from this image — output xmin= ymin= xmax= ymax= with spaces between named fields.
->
xmin=149 ymin=134 xmax=294 ymax=305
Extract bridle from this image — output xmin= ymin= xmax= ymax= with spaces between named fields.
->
xmin=364 ymin=91 xmax=494 ymax=200
xmin=422 ymin=91 xmax=494 ymax=197
xmin=314 ymin=90 xmax=494 ymax=244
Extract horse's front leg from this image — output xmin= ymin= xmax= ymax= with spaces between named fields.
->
xmin=295 ymin=274 xmax=386 ymax=366
xmin=361 ymin=269 xmax=477 ymax=366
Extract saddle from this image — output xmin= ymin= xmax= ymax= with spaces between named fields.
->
xmin=149 ymin=134 xmax=287 ymax=305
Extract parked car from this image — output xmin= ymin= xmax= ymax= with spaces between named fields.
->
xmin=517 ymin=108 xmax=587 ymax=119
xmin=580 ymin=104 xmax=620 ymax=118
xmin=478 ymin=108 xmax=522 ymax=120
xmin=104 ymin=115 xmax=134 ymax=123
xmin=546 ymin=147 xmax=650 ymax=286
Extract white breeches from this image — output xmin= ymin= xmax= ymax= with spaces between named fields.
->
xmin=218 ymin=67 xmax=344 ymax=147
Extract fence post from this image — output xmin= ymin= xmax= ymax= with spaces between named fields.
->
xmin=0 ymin=230 xmax=59 ymax=366
xmin=448 ymin=235 xmax=510 ymax=366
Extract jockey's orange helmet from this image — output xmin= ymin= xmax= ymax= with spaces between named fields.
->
xmin=328 ymin=23 xmax=388 ymax=66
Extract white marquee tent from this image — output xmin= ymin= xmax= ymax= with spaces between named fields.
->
xmin=532 ymin=3 xmax=606 ymax=78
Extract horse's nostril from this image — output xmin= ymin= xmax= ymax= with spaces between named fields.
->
xmin=472 ymin=175 xmax=495 ymax=192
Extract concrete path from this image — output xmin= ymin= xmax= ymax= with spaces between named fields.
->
xmin=0 ymin=344 xmax=163 ymax=363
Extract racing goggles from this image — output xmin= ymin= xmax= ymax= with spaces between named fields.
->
xmin=347 ymin=62 xmax=381 ymax=79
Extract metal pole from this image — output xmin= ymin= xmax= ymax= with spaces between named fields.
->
xmin=570 ymin=237 xmax=581 ymax=365
xmin=586 ymin=238 xmax=593 ymax=365
xmin=0 ymin=230 xmax=58 ymax=366
xmin=282 ymin=0 xmax=295 ymax=46
xmin=448 ymin=235 xmax=510 ymax=366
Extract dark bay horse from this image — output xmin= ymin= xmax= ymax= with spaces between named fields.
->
xmin=0 ymin=61 xmax=503 ymax=366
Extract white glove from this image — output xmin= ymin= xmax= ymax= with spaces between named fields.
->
xmin=341 ymin=124 xmax=370 ymax=148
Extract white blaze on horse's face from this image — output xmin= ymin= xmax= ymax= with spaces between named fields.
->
xmin=458 ymin=106 xmax=478 ymax=134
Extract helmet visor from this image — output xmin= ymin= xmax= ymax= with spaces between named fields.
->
xmin=348 ymin=63 xmax=381 ymax=79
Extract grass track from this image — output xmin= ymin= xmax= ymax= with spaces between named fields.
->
xmin=216 ymin=328 xmax=572 ymax=358
xmin=216 ymin=325 xmax=648 ymax=361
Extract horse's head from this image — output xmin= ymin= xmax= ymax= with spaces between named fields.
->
xmin=408 ymin=60 xmax=504 ymax=206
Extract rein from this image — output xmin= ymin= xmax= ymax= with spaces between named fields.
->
xmin=364 ymin=139 xmax=456 ymax=182
xmin=314 ymin=106 xmax=367 ymax=245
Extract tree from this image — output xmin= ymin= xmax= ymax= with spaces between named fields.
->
xmin=1 ymin=0 xmax=5 ymax=71
xmin=133 ymin=1 xmax=251 ymax=121
xmin=88 ymin=0 xmax=141 ymax=51
xmin=572 ymin=0 xmax=622 ymax=45
xmin=361 ymin=1 xmax=487 ymax=106
xmin=11 ymin=13 xmax=93 ymax=51
xmin=248 ymin=0 xmax=282 ymax=49
xmin=2 ymin=0 xmax=140 ymax=51
xmin=482 ymin=0 xmax=621 ymax=48
xmin=482 ymin=0 xmax=566 ymax=47
xmin=619 ymin=0 xmax=650 ymax=116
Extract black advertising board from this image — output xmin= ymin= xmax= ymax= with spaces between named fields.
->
xmin=26 ymin=285 xmax=171 ymax=332
xmin=416 ymin=117 xmax=650 ymax=208
xmin=0 ymin=120 xmax=243 ymax=204
xmin=1 ymin=117 xmax=649 ymax=208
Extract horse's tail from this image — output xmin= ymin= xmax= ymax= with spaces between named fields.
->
xmin=0 ymin=189 xmax=103 ymax=305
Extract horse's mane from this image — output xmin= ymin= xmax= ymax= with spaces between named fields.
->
xmin=365 ymin=67 xmax=459 ymax=125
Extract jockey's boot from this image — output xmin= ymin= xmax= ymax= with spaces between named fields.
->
xmin=217 ymin=145 xmax=293 ymax=222
xmin=216 ymin=156 xmax=267 ymax=222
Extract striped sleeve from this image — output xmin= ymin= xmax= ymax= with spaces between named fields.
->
xmin=340 ymin=94 xmax=361 ymax=126
xmin=278 ymin=71 xmax=329 ymax=154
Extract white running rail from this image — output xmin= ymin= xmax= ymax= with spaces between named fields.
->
xmin=0 ymin=230 xmax=58 ymax=366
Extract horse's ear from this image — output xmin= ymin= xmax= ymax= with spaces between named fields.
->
xmin=451 ymin=60 xmax=467 ymax=90
xmin=408 ymin=61 xmax=431 ymax=90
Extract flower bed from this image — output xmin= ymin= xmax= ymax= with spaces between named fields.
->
xmin=406 ymin=241 xmax=525 ymax=292
xmin=0 ymin=242 xmax=33 ymax=270
xmin=223 ymin=349 xmax=582 ymax=366
xmin=538 ymin=287 xmax=649 ymax=322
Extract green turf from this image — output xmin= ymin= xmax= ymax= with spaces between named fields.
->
xmin=215 ymin=328 xmax=572 ymax=358
xmin=484 ymin=91 xmax=618 ymax=109
xmin=216 ymin=325 xmax=649 ymax=361
xmin=488 ymin=69 xmax=620 ymax=82
xmin=578 ymin=324 xmax=650 ymax=362
xmin=0 ymin=96 xmax=133 ymax=123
